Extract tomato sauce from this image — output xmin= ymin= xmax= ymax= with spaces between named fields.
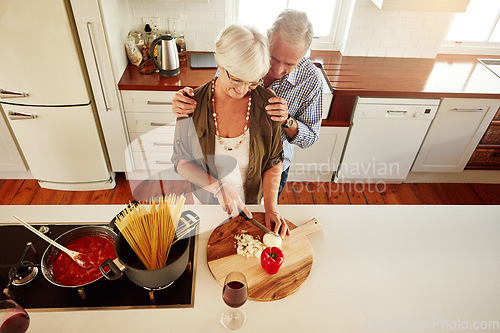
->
xmin=51 ymin=235 xmax=116 ymax=286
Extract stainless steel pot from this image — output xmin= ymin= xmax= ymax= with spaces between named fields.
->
xmin=100 ymin=233 xmax=190 ymax=289
xmin=41 ymin=225 xmax=117 ymax=288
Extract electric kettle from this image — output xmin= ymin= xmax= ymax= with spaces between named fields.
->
xmin=149 ymin=34 xmax=180 ymax=77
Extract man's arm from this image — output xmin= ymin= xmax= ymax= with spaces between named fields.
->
xmin=265 ymin=83 xmax=323 ymax=149
xmin=265 ymin=96 xmax=299 ymax=139
xmin=287 ymin=85 xmax=322 ymax=149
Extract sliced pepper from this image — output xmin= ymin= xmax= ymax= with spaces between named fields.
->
xmin=260 ymin=247 xmax=284 ymax=274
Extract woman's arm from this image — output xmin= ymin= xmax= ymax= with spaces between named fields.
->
xmin=177 ymin=159 xmax=252 ymax=218
xmin=262 ymin=162 xmax=290 ymax=238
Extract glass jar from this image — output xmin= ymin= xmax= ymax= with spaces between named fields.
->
xmin=145 ymin=32 xmax=160 ymax=58
xmin=129 ymin=31 xmax=144 ymax=48
xmin=176 ymin=34 xmax=187 ymax=60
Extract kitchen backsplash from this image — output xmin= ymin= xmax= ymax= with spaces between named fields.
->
xmin=129 ymin=0 xmax=226 ymax=52
xmin=129 ymin=0 xmax=454 ymax=58
xmin=342 ymin=0 xmax=454 ymax=58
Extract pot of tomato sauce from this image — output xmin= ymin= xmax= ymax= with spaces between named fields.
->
xmin=41 ymin=225 xmax=117 ymax=289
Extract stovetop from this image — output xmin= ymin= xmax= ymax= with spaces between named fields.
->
xmin=0 ymin=224 xmax=197 ymax=311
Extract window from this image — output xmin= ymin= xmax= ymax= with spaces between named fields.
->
xmin=231 ymin=0 xmax=351 ymax=50
xmin=440 ymin=0 xmax=500 ymax=54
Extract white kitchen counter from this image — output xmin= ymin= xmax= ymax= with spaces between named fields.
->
xmin=1 ymin=205 xmax=499 ymax=332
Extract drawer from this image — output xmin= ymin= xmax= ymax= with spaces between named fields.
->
xmin=132 ymin=150 xmax=174 ymax=171
xmin=479 ymin=124 xmax=500 ymax=145
xmin=121 ymin=90 xmax=176 ymax=113
xmin=129 ymin=131 xmax=175 ymax=152
xmin=467 ymin=148 xmax=500 ymax=167
xmin=125 ymin=112 xmax=177 ymax=133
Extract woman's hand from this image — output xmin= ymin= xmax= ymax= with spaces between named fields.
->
xmin=214 ymin=184 xmax=252 ymax=219
xmin=265 ymin=207 xmax=290 ymax=239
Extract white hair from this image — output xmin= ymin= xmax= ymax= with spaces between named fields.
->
xmin=268 ymin=9 xmax=313 ymax=53
xmin=214 ymin=24 xmax=270 ymax=83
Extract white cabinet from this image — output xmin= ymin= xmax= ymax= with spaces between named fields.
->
xmin=412 ymin=98 xmax=500 ymax=173
xmin=371 ymin=0 xmax=470 ymax=12
xmin=288 ymin=127 xmax=348 ymax=181
xmin=121 ymin=90 xmax=182 ymax=180
xmin=0 ymin=110 xmax=27 ymax=172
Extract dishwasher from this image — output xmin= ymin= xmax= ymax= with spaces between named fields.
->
xmin=335 ymin=98 xmax=440 ymax=183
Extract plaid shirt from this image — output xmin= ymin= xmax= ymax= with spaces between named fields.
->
xmin=269 ymin=57 xmax=323 ymax=170
xmin=215 ymin=58 xmax=323 ymax=170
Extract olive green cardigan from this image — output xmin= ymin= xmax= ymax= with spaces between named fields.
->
xmin=171 ymin=80 xmax=284 ymax=204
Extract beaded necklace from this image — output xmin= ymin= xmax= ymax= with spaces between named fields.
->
xmin=211 ymin=78 xmax=251 ymax=151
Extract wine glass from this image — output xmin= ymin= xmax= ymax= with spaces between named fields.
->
xmin=221 ymin=271 xmax=248 ymax=330
xmin=0 ymin=299 xmax=30 ymax=333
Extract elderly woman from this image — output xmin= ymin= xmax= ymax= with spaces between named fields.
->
xmin=171 ymin=24 xmax=289 ymax=238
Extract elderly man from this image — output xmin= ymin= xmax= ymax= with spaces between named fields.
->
xmin=172 ymin=9 xmax=323 ymax=196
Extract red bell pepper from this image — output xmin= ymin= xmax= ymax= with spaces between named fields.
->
xmin=260 ymin=247 xmax=284 ymax=274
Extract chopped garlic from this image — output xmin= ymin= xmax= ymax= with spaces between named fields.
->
xmin=234 ymin=233 xmax=266 ymax=258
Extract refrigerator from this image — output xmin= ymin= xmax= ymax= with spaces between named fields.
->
xmin=0 ymin=0 xmax=115 ymax=190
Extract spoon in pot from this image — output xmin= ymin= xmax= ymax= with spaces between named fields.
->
xmin=13 ymin=215 xmax=93 ymax=270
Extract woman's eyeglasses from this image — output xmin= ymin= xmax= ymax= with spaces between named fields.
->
xmin=225 ymin=69 xmax=262 ymax=88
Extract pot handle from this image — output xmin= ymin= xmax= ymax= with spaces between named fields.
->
xmin=108 ymin=200 xmax=139 ymax=231
xmin=100 ymin=258 xmax=125 ymax=281
xmin=149 ymin=37 xmax=162 ymax=69
xmin=181 ymin=210 xmax=200 ymax=225
xmin=176 ymin=210 xmax=200 ymax=240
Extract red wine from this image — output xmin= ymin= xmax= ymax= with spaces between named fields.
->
xmin=222 ymin=281 xmax=248 ymax=308
xmin=0 ymin=312 xmax=30 ymax=333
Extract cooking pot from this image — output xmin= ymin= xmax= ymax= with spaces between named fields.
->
xmin=99 ymin=232 xmax=190 ymax=289
xmin=149 ymin=34 xmax=180 ymax=77
xmin=100 ymin=204 xmax=198 ymax=289
xmin=41 ymin=225 xmax=117 ymax=289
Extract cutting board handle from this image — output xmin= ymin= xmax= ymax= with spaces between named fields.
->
xmin=291 ymin=218 xmax=322 ymax=236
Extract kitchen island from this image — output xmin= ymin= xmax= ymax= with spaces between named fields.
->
xmin=1 ymin=204 xmax=499 ymax=332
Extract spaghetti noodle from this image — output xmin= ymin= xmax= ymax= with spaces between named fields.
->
xmin=114 ymin=194 xmax=186 ymax=270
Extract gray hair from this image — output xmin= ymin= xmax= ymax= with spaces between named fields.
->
xmin=214 ymin=24 xmax=270 ymax=83
xmin=268 ymin=9 xmax=313 ymax=53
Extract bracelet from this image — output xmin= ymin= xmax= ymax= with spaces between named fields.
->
xmin=213 ymin=182 xmax=227 ymax=198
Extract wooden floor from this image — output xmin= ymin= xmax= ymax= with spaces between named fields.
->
xmin=1 ymin=173 xmax=499 ymax=205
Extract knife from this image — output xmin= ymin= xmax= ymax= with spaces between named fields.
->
xmin=239 ymin=211 xmax=280 ymax=237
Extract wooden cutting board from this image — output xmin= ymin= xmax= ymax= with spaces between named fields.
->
xmin=207 ymin=212 xmax=322 ymax=301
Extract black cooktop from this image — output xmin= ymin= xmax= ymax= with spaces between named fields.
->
xmin=0 ymin=224 xmax=197 ymax=311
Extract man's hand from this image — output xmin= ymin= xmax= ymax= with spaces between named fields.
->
xmin=265 ymin=96 xmax=289 ymax=125
xmin=172 ymin=87 xmax=196 ymax=118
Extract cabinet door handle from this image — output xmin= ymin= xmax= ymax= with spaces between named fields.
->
xmin=8 ymin=111 xmax=37 ymax=120
xmin=155 ymin=161 xmax=171 ymax=165
xmin=147 ymin=101 xmax=172 ymax=105
xmin=153 ymin=142 xmax=172 ymax=146
xmin=86 ymin=22 xmax=110 ymax=111
xmin=1 ymin=89 xmax=29 ymax=98
xmin=387 ymin=110 xmax=408 ymax=114
xmin=453 ymin=108 xmax=485 ymax=112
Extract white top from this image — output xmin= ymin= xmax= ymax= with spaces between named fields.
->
xmin=214 ymin=130 xmax=250 ymax=202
